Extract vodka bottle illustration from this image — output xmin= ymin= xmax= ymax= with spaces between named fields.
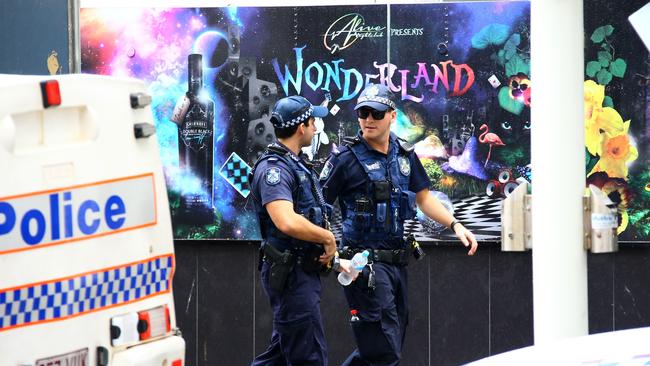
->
xmin=176 ymin=53 xmax=215 ymax=224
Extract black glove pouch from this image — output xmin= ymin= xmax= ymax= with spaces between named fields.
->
xmin=268 ymin=252 xmax=295 ymax=291
xmin=372 ymin=180 xmax=391 ymax=201
xmin=302 ymin=245 xmax=325 ymax=274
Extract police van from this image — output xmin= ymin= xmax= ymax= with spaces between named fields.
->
xmin=0 ymin=74 xmax=184 ymax=365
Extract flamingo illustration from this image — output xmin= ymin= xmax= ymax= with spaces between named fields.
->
xmin=478 ymin=124 xmax=505 ymax=167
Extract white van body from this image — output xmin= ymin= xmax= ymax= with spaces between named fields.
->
xmin=0 ymin=74 xmax=184 ymax=366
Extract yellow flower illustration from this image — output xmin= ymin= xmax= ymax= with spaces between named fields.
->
xmin=586 ymin=172 xmax=632 ymax=235
xmin=584 ymin=80 xmax=604 ymax=119
xmin=584 ymin=80 xmax=625 ymax=155
xmin=617 ymin=211 xmax=629 ymax=235
xmin=589 ymin=120 xmax=638 ymax=179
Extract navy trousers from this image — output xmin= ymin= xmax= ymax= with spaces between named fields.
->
xmin=341 ymin=263 xmax=408 ymax=366
xmin=252 ymin=261 xmax=327 ymax=366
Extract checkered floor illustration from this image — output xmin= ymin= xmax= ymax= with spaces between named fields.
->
xmin=330 ymin=195 xmax=503 ymax=242
xmin=219 ymin=152 xmax=251 ymax=198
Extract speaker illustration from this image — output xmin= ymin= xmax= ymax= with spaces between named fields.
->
xmin=486 ymin=180 xmax=501 ymax=198
xmin=487 ymin=169 xmax=520 ymax=197
xmin=247 ymin=78 xmax=278 ymax=121
xmin=246 ymin=116 xmax=276 ymax=163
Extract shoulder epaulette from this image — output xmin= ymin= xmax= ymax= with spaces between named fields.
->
xmin=252 ymin=144 xmax=287 ymax=168
xmin=301 ymin=158 xmax=314 ymax=170
xmin=397 ymin=137 xmax=414 ymax=153
xmin=342 ymin=136 xmax=361 ymax=146
xmin=266 ymin=143 xmax=288 ymax=156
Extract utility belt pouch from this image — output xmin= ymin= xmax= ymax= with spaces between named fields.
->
xmin=352 ymin=197 xmax=371 ymax=231
xmin=376 ymin=202 xmax=387 ymax=223
xmin=263 ymin=244 xmax=295 ymax=291
xmin=355 ymin=197 xmax=371 ymax=213
xmin=339 ymin=246 xmax=350 ymax=259
xmin=302 ymin=245 xmax=325 ymax=274
xmin=352 ymin=212 xmax=371 ymax=231
xmin=407 ymin=234 xmax=426 ymax=261
xmin=340 ymin=246 xmax=368 ymax=261
xmin=308 ymin=206 xmax=323 ymax=227
xmin=399 ymin=190 xmax=417 ymax=220
xmin=372 ymin=180 xmax=391 ymax=201
xmin=269 ymin=258 xmax=294 ymax=291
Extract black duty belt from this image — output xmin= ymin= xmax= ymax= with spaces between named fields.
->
xmin=339 ymin=247 xmax=409 ymax=266
xmin=260 ymin=243 xmax=325 ymax=274
xmin=262 ymin=243 xmax=295 ymax=265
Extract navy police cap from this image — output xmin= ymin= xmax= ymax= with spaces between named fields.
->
xmin=270 ymin=96 xmax=328 ymax=129
xmin=354 ymin=83 xmax=397 ymax=111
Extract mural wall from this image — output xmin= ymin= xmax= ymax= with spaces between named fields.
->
xmin=584 ymin=0 xmax=649 ymax=242
xmin=80 ymin=2 xmax=531 ymax=241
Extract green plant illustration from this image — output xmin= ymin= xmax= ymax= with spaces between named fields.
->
xmin=585 ymin=25 xmax=627 ymax=85
xmin=473 ymin=23 xmax=530 ymax=115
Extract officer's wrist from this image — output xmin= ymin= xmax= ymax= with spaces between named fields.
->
xmin=328 ymin=251 xmax=340 ymax=271
xmin=332 ymin=255 xmax=341 ymax=272
xmin=450 ymin=219 xmax=461 ymax=231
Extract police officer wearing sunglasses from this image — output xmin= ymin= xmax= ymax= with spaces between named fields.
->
xmin=320 ymin=84 xmax=478 ymax=365
xmin=250 ymin=95 xmax=353 ymax=366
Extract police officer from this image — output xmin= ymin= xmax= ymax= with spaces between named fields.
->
xmin=251 ymin=95 xmax=352 ymax=366
xmin=320 ymin=84 xmax=478 ymax=366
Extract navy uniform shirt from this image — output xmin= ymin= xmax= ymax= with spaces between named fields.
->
xmin=250 ymin=145 xmax=300 ymax=212
xmin=320 ymin=132 xmax=431 ymax=241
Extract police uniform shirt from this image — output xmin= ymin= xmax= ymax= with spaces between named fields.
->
xmin=320 ymin=132 xmax=431 ymax=223
xmin=251 ymin=147 xmax=300 ymax=210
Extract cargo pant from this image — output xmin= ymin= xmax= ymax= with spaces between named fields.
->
xmin=252 ymin=260 xmax=326 ymax=366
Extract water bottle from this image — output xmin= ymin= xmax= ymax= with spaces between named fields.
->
xmin=338 ymin=250 xmax=369 ymax=286
xmin=350 ymin=309 xmax=360 ymax=323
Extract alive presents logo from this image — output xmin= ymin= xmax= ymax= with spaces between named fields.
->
xmin=323 ymin=13 xmax=385 ymax=54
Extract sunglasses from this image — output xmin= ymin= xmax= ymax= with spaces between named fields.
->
xmin=356 ymin=108 xmax=387 ymax=120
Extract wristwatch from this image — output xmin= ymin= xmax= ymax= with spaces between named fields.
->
xmin=450 ymin=219 xmax=461 ymax=231
xmin=331 ymin=252 xmax=341 ymax=272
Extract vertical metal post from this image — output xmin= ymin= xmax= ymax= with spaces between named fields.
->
xmin=531 ymin=0 xmax=588 ymax=343
xmin=68 ymin=0 xmax=81 ymax=73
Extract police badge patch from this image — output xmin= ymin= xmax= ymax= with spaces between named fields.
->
xmin=320 ymin=160 xmax=333 ymax=180
xmin=398 ymin=156 xmax=411 ymax=176
xmin=366 ymin=85 xmax=379 ymax=97
xmin=265 ymin=167 xmax=281 ymax=185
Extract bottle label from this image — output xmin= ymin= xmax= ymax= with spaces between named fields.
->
xmin=171 ymin=95 xmax=190 ymax=124
xmin=181 ymin=104 xmax=213 ymax=152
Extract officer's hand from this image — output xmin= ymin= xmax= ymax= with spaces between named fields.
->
xmin=454 ymin=223 xmax=478 ymax=256
xmin=319 ymin=232 xmax=337 ymax=264
xmin=336 ymin=259 xmax=358 ymax=279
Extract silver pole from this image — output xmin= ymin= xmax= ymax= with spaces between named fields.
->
xmin=531 ymin=0 xmax=588 ymax=343
xmin=68 ymin=0 xmax=81 ymax=73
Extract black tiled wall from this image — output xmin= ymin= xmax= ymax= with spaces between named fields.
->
xmin=173 ymin=242 xmax=650 ymax=366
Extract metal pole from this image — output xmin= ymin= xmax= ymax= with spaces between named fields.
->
xmin=68 ymin=0 xmax=81 ymax=73
xmin=531 ymin=0 xmax=588 ymax=343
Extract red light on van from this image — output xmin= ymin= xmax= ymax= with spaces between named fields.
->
xmin=40 ymin=80 xmax=61 ymax=108
xmin=138 ymin=305 xmax=171 ymax=341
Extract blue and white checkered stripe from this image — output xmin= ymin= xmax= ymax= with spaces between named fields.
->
xmin=357 ymin=96 xmax=396 ymax=109
xmin=276 ymin=107 xmax=313 ymax=128
xmin=0 ymin=255 xmax=173 ymax=331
